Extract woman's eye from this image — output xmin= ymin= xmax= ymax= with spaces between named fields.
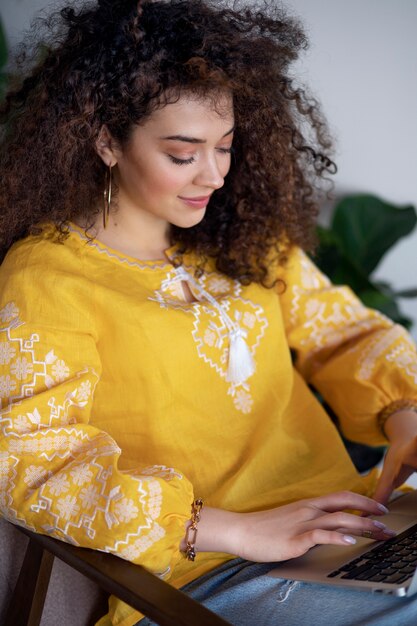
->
xmin=168 ymin=155 xmax=196 ymax=166
xmin=167 ymin=147 xmax=232 ymax=166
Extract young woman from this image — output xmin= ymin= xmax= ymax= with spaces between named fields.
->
xmin=1 ymin=1 xmax=416 ymax=624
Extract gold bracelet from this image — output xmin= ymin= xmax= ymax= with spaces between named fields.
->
xmin=378 ymin=399 xmax=417 ymax=437
xmin=184 ymin=498 xmax=203 ymax=561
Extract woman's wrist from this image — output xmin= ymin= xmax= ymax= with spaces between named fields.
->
xmin=382 ymin=408 xmax=417 ymax=442
xmin=180 ymin=506 xmax=243 ymax=557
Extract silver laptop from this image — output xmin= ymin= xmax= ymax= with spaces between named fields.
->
xmin=268 ymin=490 xmax=417 ymax=597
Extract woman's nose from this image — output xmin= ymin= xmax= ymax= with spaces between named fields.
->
xmin=194 ymin=156 xmax=225 ymax=190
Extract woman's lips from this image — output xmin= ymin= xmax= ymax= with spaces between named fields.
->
xmin=178 ymin=195 xmax=211 ymax=209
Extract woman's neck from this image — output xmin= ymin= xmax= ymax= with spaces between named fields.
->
xmin=77 ymin=206 xmax=171 ymax=262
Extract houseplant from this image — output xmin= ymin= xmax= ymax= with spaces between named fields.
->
xmin=313 ymin=193 xmax=417 ymax=471
xmin=314 ymin=193 xmax=417 ymax=329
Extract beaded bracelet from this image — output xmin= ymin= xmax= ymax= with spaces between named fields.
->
xmin=378 ymin=399 xmax=417 ymax=438
xmin=184 ymin=498 xmax=203 ymax=561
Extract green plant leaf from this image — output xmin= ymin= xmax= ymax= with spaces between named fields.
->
xmin=393 ymin=288 xmax=417 ymax=298
xmin=315 ymin=211 xmax=416 ymax=329
xmin=314 ymin=226 xmax=344 ymax=277
xmin=359 ymin=289 xmax=412 ymax=328
xmin=315 ymin=227 xmax=376 ymax=293
xmin=331 ymin=195 xmax=417 ymax=275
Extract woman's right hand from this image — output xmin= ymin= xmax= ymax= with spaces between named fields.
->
xmin=193 ymin=491 xmax=396 ymax=563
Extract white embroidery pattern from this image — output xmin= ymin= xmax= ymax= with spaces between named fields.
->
xmin=0 ymin=342 xmax=16 ymax=365
xmin=0 ymin=302 xmax=19 ymax=323
xmin=118 ymin=524 xmax=166 ymax=561
xmin=302 ymin=299 xmax=380 ymax=352
xmin=289 ymin=249 xmax=330 ymax=326
xmin=0 ymin=375 xmax=16 ymax=398
xmin=114 ymin=497 xmax=139 ymax=523
xmin=0 ymin=302 xmax=181 ymax=565
xmin=151 ymin=268 xmax=268 ymax=413
xmin=386 ymin=339 xmax=417 ymax=384
xmin=357 ymin=326 xmax=408 ymax=381
xmin=12 ymin=414 xmax=31 ymax=433
xmin=51 ymin=359 xmax=70 ymax=382
xmin=24 ymin=464 xmax=49 ymax=489
xmin=56 ymin=494 xmax=81 ymax=521
xmin=11 ymin=356 xmax=34 ymax=380
xmin=47 ymin=473 xmax=70 ymax=496
xmin=232 ymin=388 xmax=254 ymax=414
xmin=68 ymin=225 xmax=172 ymax=272
xmin=0 ymin=305 xmax=78 ymax=430
xmin=79 ymin=485 xmax=100 ymax=509
xmin=287 ymin=251 xmax=391 ymax=373
xmin=140 ymin=465 xmax=183 ymax=481
xmin=70 ymin=463 xmax=94 ymax=486
xmin=0 ymin=452 xmax=18 ymax=516
xmin=145 ymin=480 xmax=163 ymax=520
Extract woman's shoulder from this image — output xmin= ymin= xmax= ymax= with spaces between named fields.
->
xmin=1 ymin=223 xmax=82 ymax=274
xmin=0 ymin=224 xmax=94 ymax=328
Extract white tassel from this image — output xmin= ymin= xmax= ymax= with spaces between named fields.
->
xmin=226 ymin=327 xmax=255 ymax=384
xmin=174 ymin=267 xmax=256 ymax=384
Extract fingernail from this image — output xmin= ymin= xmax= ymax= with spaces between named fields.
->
xmin=377 ymin=503 xmax=389 ymax=514
xmin=343 ymin=535 xmax=357 ymax=545
xmin=383 ymin=529 xmax=397 ymax=536
xmin=372 ymin=520 xmax=386 ymax=530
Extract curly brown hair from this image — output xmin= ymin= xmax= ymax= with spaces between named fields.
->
xmin=0 ymin=0 xmax=335 ymax=284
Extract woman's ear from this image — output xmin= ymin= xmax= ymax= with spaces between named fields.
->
xmin=95 ymin=126 xmax=119 ymax=167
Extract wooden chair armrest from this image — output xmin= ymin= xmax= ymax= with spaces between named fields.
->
xmin=8 ymin=524 xmax=231 ymax=626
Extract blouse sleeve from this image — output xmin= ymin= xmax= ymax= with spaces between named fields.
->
xmin=0 ymin=247 xmax=193 ymax=579
xmin=278 ymin=246 xmax=417 ymax=446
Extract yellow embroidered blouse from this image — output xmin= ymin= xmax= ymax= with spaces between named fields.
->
xmin=1 ymin=224 xmax=416 ymax=626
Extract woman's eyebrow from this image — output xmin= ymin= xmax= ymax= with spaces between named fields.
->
xmin=159 ymin=125 xmax=235 ymax=143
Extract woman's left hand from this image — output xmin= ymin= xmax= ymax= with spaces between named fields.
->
xmin=373 ymin=409 xmax=417 ymax=506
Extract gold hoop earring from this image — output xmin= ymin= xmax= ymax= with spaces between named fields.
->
xmin=103 ymin=164 xmax=113 ymax=229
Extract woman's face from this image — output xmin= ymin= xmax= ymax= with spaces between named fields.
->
xmin=103 ymin=92 xmax=234 ymax=232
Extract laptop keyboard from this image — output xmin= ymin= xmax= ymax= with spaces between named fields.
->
xmin=327 ymin=522 xmax=417 ymax=585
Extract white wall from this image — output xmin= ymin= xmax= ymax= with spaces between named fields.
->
xmin=1 ymin=0 xmax=417 ymax=336
xmin=286 ymin=0 xmax=417 ymax=337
